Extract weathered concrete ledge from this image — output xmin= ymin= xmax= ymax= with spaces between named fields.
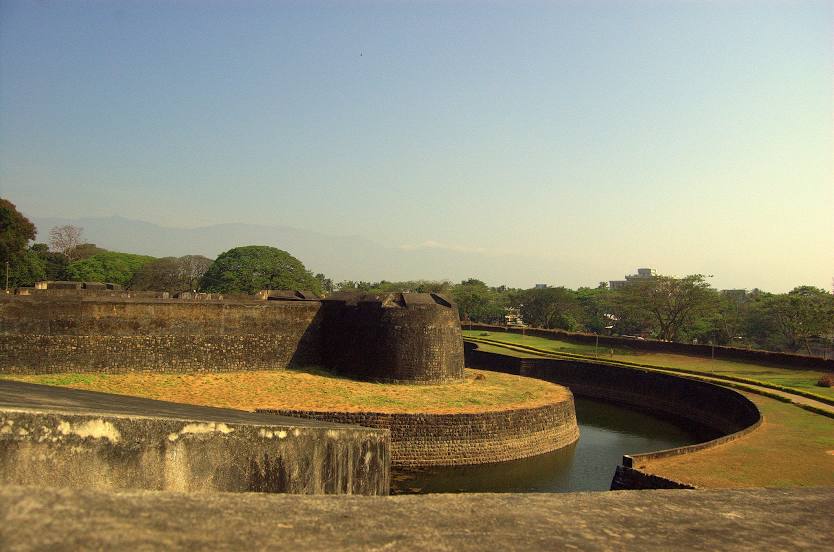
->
xmin=0 ymin=486 xmax=830 ymax=551
xmin=261 ymin=395 xmax=580 ymax=467
xmin=0 ymin=381 xmax=390 ymax=495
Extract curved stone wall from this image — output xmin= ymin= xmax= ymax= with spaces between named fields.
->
xmin=322 ymin=293 xmax=465 ymax=383
xmin=465 ymin=345 xmax=762 ymax=488
xmin=260 ymin=399 xmax=580 ymax=467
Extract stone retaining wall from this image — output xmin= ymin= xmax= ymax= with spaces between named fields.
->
xmin=465 ymin=323 xmax=834 ymax=371
xmin=465 ymin=346 xmax=762 ymax=489
xmin=0 ymin=382 xmax=390 ymax=495
xmin=610 ymin=466 xmax=695 ymax=490
xmin=260 ymin=400 xmax=580 ymax=467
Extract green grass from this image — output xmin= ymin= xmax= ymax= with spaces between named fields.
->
xmin=464 ymin=330 xmax=834 ymax=402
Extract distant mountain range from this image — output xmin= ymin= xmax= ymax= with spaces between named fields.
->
xmin=31 ymin=215 xmax=567 ymax=286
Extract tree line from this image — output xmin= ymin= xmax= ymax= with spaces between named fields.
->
xmin=0 ymin=200 xmax=324 ymax=295
xmin=2 ymin=198 xmax=831 ymax=354
xmin=333 ymin=279 xmax=834 ymax=355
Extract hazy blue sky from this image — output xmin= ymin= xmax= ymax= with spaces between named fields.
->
xmin=1 ymin=1 xmax=831 ymax=291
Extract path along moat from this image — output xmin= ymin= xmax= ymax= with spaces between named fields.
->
xmin=392 ymin=397 xmax=712 ymax=494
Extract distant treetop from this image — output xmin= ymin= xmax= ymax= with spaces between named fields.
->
xmin=199 ymin=245 xmax=320 ymax=295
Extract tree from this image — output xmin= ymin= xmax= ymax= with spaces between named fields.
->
xmin=71 ymin=243 xmax=107 ymax=261
xmin=613 ymin=274 xmax=720 ymax=341
xmin=1 ymin=199 xmax=36 ymax=263
xmin=30 ymin=243 xmax=69 ymax=281
xmin=452 ymin=279 xmax=507 ymax=323
xmin=514 ymin=287 xmax=581 ymax=330
xmin=575 ymin=286 xmax=613 ymax=333
xmin=131 ymin=257 xmax=184 ymax=292
xmin=48 ymin=225 xmax=84 ymax=262
xmin=67 ymin=251 xmax=156 ymax=287
xmin=747 ymin=286 xmax=834 ymax=353
xmin=178 ymin=255 xmax=213 ymax=291
xmin=199 ymin=246 xmax=321 ymax=294
xmin=0 ymin=199 xmax=40 ymax=289
xmin=315 ymin=273 xmax=334 ymax=294
xmin=131 ymin=255 xmax=214 ymax=293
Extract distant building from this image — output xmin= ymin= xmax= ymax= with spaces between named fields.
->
xmin=534 ymin=284 xmax=548 ymax=289
xmin=609 ymin=268 xmax=656 ymax=290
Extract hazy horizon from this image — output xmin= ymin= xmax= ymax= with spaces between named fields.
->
xmin=2 ymin=1 xmax=832 ymax=292
xmin=23 ymin=212 xmax=827 ymax=293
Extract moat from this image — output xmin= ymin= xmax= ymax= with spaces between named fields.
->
xmin=392 ymin=397 xmax=708 ymax=494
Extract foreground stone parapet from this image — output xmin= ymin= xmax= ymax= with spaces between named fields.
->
xmin=0 ymin=381 xmax=390 ymax=495
xmin=0 ymin=486 xmax=830 ymax=551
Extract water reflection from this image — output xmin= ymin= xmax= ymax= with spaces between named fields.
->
xmin=391 ymin=397 xmax=703 ymax=494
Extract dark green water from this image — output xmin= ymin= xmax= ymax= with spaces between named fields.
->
xmin=391 ymin=397 xmax=704 ymax=494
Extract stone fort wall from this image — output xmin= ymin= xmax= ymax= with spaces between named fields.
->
xmin=322 ymin=293 xmax=464 ymax=383
xmin=260 ymin=399 xmax=580 ymax=467
xmin=0 ymin=294 xmax=464 ymax=383
xmin=0 ymin=296 xmax=323 ymax=374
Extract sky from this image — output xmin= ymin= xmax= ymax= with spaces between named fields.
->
xmin=1 ymin=0 xmax=831 ymax=292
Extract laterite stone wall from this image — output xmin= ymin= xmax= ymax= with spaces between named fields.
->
xmin=261 ymin=400 xmax=580 ymax=467
xmin=322 ymin=293 xmax=465 ymax=383
xmin=0 ymin=296 xmax=323 ymax=374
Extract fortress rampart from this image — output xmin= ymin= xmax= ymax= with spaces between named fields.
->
xmin=322 ymin=292 xmax=464 ymax=383
xmin=0 ymin=296 xmax=324 ymax=374
xmin=0 ymin=292 xmax=464 ymax=383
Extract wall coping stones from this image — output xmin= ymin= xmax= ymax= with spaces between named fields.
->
xmin=1 ymin=486 xmax=830 ymax=551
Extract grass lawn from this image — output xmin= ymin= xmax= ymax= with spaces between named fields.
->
xmin=1 ymin=367 xmax=570 ymax=414
xmin=464 ymin=330 xmax=834 ymax=402
xmin=641 ymin=391 xmax=834 ymax=488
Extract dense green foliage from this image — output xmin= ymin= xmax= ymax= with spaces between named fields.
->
xmin=0 ymin=198 xmax=40 ymax=287
xmin=347 ymin=276 xmax=833 ymax=354
xmin=452 ymin=279 xmax=507 ymax=323
xmin=67 ymin=251 xmax=156 ymax=287
xmin=200 ymin=246 xmax=320 ymax=294
xmin=30 ymin=243 xmax=70 ymax=281
xmin=71 ymin=243 xmax=107 ymax=261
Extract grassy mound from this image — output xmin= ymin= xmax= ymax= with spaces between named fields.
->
xmin=2 ymin=367 xmax=570 ymax=414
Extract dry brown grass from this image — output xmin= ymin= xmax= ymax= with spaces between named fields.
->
xmin=3 ymin=367 xmax=570 ymax=414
